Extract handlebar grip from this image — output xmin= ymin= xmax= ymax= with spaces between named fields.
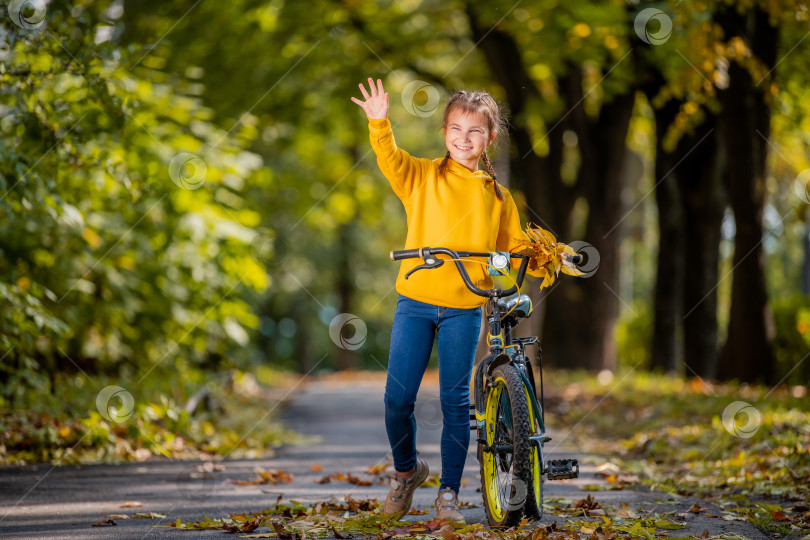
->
xmin=390 ymin=249 xmax=422 ymax=261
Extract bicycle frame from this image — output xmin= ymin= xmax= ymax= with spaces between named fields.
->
xmin=472 ymin=293 xmax=550 ymax=472
xmin=389 ymin=246 xmax=581 ymax=522
xmin=389 ymin=247 xmax=549 ymax=453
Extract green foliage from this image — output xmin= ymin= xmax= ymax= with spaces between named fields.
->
xmin=0 ymin=369 xmax=306 ymax=465
xmin=771 ymin=295 xmax=810 ymax=385
xmin=1 ymin=2 xmax=267 ymax=403
xmin=615 ymin=300 xmax=653 ymax=371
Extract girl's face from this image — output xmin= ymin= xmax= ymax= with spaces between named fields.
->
xmin=443 ymin=109 xmax=496 ymax=170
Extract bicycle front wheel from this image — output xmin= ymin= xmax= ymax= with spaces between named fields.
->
xmin=479 ymin=363 xmax=533 ymax=527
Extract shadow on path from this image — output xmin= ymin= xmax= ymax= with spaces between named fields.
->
xmin=0 ymin=374 xmax=767 ymax=538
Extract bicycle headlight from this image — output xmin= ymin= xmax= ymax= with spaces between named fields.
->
xmin=491 ymin=252 xmax=509 ymax=272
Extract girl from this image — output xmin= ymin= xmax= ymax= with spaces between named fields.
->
xmin=351 ymin=78 xmax=542 ymax=523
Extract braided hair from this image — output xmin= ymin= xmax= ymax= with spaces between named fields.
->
xmin=438 ymin=90 xmax=507 ymax=202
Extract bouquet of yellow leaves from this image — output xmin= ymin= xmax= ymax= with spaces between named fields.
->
xmin=513 ymin=222 xmax=584 ymax=290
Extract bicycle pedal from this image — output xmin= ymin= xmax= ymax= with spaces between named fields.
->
xmin=545 ymin=458 xmax=579 ymax=480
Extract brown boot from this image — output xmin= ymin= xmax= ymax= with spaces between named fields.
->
xmin=435 ymin=487 xmax=465 ymax=523
xmin=383 ymin=459 xmax=429 ymax=518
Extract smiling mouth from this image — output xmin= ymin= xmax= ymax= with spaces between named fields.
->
xmin=454 ymin=144 xmax=472 ymax=151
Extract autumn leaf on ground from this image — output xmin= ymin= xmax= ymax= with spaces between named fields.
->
xmin=408 ymin=508 xmax=430 ymax=515
xmin=234 ymin=468 xmax=293 ymax=485
xmin=223 ymin=519 xmax=260 ymax=533
xmin=133 ymin=512 xmax=166 ymax=519
xmin=419 ymin=473 xmax=442 ymax=488
xmin=325 ymin=472 xmax=373 ymax=486
xmin=92 ymin=519 xmax=117 ymax=526
xmin=119 ymin=501 xmax=142 ymax=508
xmin=332 ymin=526 xmax=353 ymax=538
xmin=344 ymin=495 xmax=380 ymax=512
xmin=193 ymin=461 xmax=225 ymax=478
xmin=366 ymin=463 xmax=393 ymax=484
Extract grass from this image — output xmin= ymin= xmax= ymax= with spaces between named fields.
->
xmin=542 ymin=368 xmax=810 ymax=535
xmin=0 ymin=365 xmax=311 ymax=465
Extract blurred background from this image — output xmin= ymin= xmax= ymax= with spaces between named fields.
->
xmin=1 ymin=0 xmax=809 ymax=464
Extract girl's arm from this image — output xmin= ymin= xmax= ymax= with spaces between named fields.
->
xmin=352 ymin=78 xmax=430 ymax=201
xmin=496 ymin=189 xmax=545 ymax=277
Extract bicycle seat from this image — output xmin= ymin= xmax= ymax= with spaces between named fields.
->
xmin=495 ymin=293 xmax=533 ymax=318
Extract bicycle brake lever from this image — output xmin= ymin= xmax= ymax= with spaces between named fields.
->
xmin=404 ymin=256 xmax=444 ymax=279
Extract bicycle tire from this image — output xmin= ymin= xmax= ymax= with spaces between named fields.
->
xmin=523 ymin=378 xmax=544 ymax=520
xmin=479 ymin=363 xmax=533 ymax=527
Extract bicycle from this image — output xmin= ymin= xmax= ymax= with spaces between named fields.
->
xmin=389 ymin=246 xmax=582 ymax=526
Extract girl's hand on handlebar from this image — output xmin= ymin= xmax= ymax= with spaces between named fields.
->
xmin=351 ymin=78 xmax=389 ymax=120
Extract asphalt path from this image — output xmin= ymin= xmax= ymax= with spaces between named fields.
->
xmin=0 ymin=374 xmax=767 ymax=539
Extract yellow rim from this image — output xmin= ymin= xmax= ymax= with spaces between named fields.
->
xmin=524 ymin=385 xmax=542 ymax=508
xmin=482 ymin=375 xmax=508 ymax=522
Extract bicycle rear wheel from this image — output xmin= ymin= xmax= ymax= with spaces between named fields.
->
xmin=479 ymin=363 xmax=533 ymax=527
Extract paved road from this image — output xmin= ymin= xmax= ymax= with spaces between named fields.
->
xmin=0 ymin=375 xmax=767 ymax=539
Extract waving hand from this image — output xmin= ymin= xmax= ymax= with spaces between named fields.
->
xmin=351 ymin=78 xmax=389 ymax=120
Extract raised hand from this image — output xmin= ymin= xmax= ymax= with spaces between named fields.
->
xmin=351 ymin=78 xmax=389 ymax=120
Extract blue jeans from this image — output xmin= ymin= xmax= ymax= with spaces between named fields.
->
xmin=384 ymin=294 xmax=483 ymax=493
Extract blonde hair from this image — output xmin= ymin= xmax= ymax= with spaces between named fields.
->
xmin=438 ymin=90 xmax=507 ymax=202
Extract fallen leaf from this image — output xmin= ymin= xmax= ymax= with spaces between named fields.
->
xmin=92 ymin=519 xmax=116 ymax=527
xmin=408 ymin=508 xmax=430 ymax=515
xmin=223 ymin=520 xmax=260 ymax=533
xmin=272 ymin=521 xmax=294 ymax=540
xmin=772 ymin=511 xmax=790 ymax=522
xmin=441 ymin=527 xmax=460 ymax=540
xmin=120 ymin=501 xmax=142 ymax=508
xmin=133 ymin=512 xmax=167 ymax=519
xmin=310 ymin=465 xmax=323 ymax=472
xmin=688 ymin=503 xmax=706 ymax=513
xmin=235 ymin=468 xmax=294 ymax=485
xmin=106 ymin=514 xmax=130 ymax=519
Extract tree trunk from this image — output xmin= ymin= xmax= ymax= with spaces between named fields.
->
xmin=566 ymin=92 xmax=635 ymax=371
xmin=714 ymin=6 xmax=778 ymax=383
xmin=677 ymin=115 xmax=725 ymax=379
xmin=466 ymin=4 xmax=634 ymax=370
xmin=334 ymin=222 xmax=358 ymax=371
xmin=648 ymin=98 xmax=685 ymax=373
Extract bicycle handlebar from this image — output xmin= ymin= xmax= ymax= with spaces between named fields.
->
xmin=389 ymin=247 xmax=530 ymax=298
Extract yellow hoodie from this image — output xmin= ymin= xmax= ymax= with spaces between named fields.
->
xmin=369 ymin=117 xmax=542 ymax=309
